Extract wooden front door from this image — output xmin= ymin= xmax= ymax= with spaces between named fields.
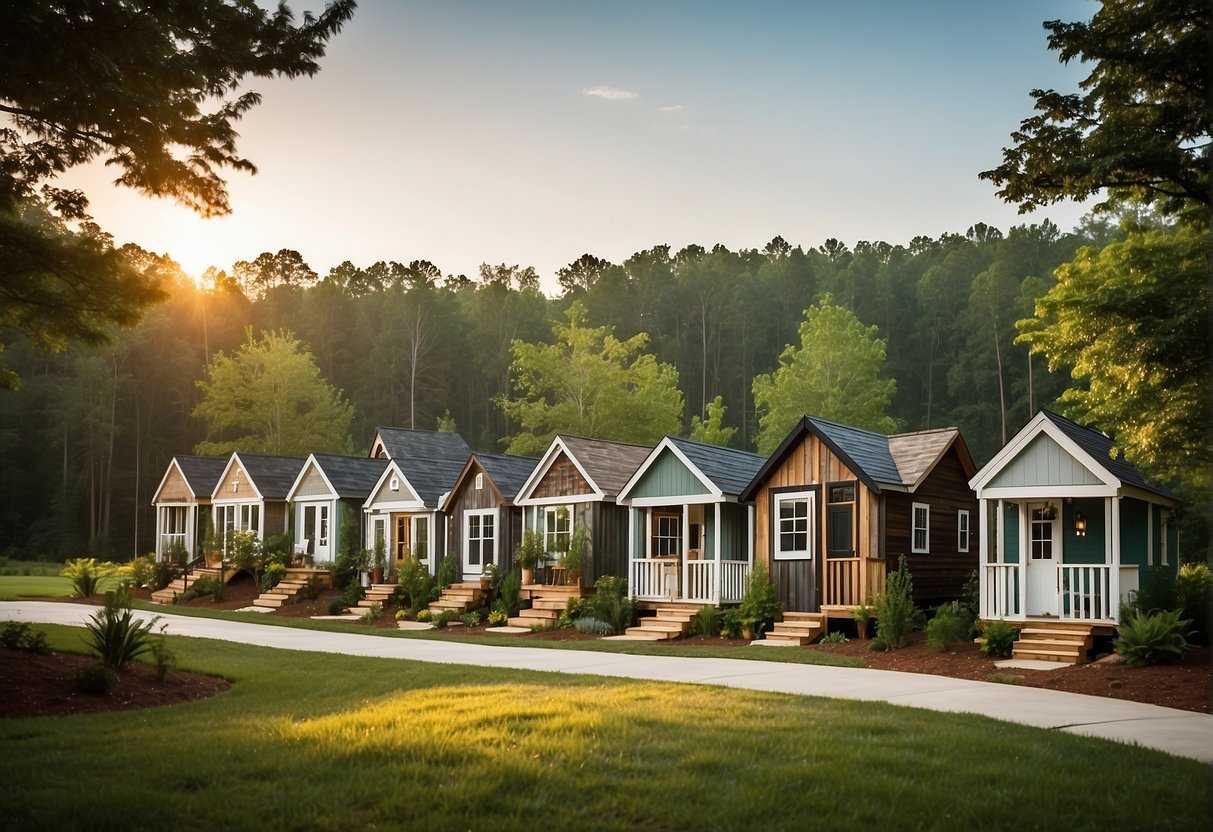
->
xmin=393 ymin=513 xmax=411 ymax=567
xmin=1026 ymin=503 xmax=1060 ymax=615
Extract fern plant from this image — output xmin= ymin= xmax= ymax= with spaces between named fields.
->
xmin=84 ymin=592 xmax=159 ymax=670
xmin=979 ymin=620 xmax=1019 ymax=658
xmin=1113 ymin=609 xmax=1194 ymax=666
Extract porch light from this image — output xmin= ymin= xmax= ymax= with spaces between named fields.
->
xmin=1074 ymin=511 xmax=1087 ymax=538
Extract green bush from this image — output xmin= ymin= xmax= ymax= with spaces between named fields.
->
xmin=1114 ymin=608 xmax=1194 ymax=666
xmin=583 ymin=575 xmax=634 ymax=634
xmin=497 ymin=569 xmax=522 ymax=617
xmin=925 ymin=603 xmax=970 ymax=652
xmin=62 ymin=557 xmax=122 ymax=597
xmin=84 ymin=592 xmax=159 ymax=670
xmin=575 ymin=616 xmax=612 ymax=635
xmin=437 ymin=553 xmax=459 ymax=589
xmin=360 ymin=602 xmax=383 ymax=624
xmin=416 ymin=609 xmax=433 ymax=622
xmin=432 ymin=609 xmax=457 ymax=629
xmin=1 ymin=621 xmax=50 ymax=654
xmin=459 ymin=611 xmax=481 ymax=627
xmin=980 ymin=620 xmax=1019 ymax=658
xmin=261 ymin=562 xmax=287 ymax=592
xmin=873 ymin=555 xmax=916 ymax=650
xmin=343 ymin=580 xmax=366 ymax=607
xmin=332 ymin=547 xmax=369 ymax=590
xmin=75 ymin=664 xmax=117 ymax=696
xmin=397 ymin=556 xmax=433 ymax=614
xmin=820 ymin=631 xmax=847 ymax=644
xmin=959 ymin=569 xmax=980 ymax=629
xmin=1132 ymin=565 xmax=1178 ymax=614
xmin=129 ymin=554 xmax=157 ymax=589
xmin=1176 ymin=562 xmax=1212 ymax=643
xmin=149 ymin=624 xmax=176 ymax=682
xmin=298 ymin=575 xmax=325 ymax=601
xmin=327 ymin=596 xmax=347 ymax=616
xmin=177 ymin=589 xmax=199 ymax=603
xmin=690 ymin=605 xmax=720 ymax=638
xmin=190 ymin=575 xmax=223 ymax=602
xmin=735 ymin=561 xmax=781 ymax=638
xmin=151 ymin=559 xmax=179 ymax=591
xmin=487 ymin=609 xmax=508 ymax=626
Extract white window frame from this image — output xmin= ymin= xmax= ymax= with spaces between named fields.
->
xmin=650 ymin=511 xmax=681 ymax=557
xmin=412 ymin=515 xmax=430 ymax=562
xmin=912 ymin=502 xmax=930 ymax=554
xmin=544 ymin=505 xmax=572 ymax=555
xmin=773 ymin=491 xmax=815 ymax=561
xmin=957 ymin=509 xmax=969 ymax=553
xmin=465 ymin=509 xmax=497 ymax=569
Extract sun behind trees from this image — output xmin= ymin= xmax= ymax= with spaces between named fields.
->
xmin=193 ymin=329 xmax=353 ymax=457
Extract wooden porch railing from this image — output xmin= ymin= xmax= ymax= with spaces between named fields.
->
xmin=824 ymin=556 xmax=885 ymax=606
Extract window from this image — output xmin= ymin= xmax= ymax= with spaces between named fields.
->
xmin=912 ymin=503 xmax=930 ymax=553
xmin=829 ymin=484 xmax=855 ymax=503
xmin=466 ymin=510 xmax=495 ymax=568
xmin=318 ymin=505 xmax=329 ymax=547
xmin=413 ymin=516 xmax=430 ymax=562
xmin=544 ymin=506 xmax=571 ymax=554
xmin=1030 ymin=505 xmax=1053 ymax=560
xmin=474 ymin=473 xmax=484 ymax=490
xmin=957 ymin=509 xmax=969 ymax=553
xmin=651 ymin=512 xmax=681 ymax=556
xmin=774 ymin=491 xmax=815 ymax=560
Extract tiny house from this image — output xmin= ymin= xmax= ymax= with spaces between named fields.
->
xmin=618 ymin=436 xmax=764 ymax=606
xmin=969 ymin=410 xmax=1178 ymax=625
xmin=286 ymin=454 xmax=388 ymax=565
xmin=513 ymin=435 xmax=651 ymax=585
xmin=441 ymin=452 xmax=539 ymax=580
xmin=210 ymin=453 xmax=307 ymax=555
xmin=741 ymin=416 xmax=977 ymax=620
xmin=151 ymin=456 xmax=227 ymax=561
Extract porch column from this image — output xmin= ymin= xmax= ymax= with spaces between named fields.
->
xmin=682 ymin=502 xmax=690 ymax=601
xmin=1016 ymin=502 xmax=1027 ymax=618
xmin=627 ymin=506 xmax=636 ymax=599
xmin=1108 ymin=496 xmax=1120 ymax=622
xmin=713 ymin=501 xmax=722 ymax=604
xmin=979 ymin=498 xmax=989 ymax=617
xmin=747 ymin=504 xmax=754 ymax=564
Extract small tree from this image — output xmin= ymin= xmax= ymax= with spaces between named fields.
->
xmin=690 ymin=395 xmax=737 ymax=446
xmin=873 ymin=556 xmax=916 ymax=650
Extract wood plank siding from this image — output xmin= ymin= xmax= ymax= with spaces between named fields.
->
xmin=532 ymin=453 xmax=592 ymax=499
xmin=445 ymin=465 xmax=523 ymax=573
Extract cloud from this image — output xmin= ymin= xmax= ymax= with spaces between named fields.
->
xmin=660 ymin=104 xmax=686 ymax=113
xmin=582 ymin=85 xmax=638 ymax=100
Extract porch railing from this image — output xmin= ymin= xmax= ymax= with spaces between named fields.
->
xmin=825 ymin=557 xmax=861 ymax=606
xmin=631 ymin=558 xmax=675 ymax=601
xmin=1060 ymin=564 xmax=1112 ymax=620
xmin=158 ymin=533 xmax=187 ymax=558
xmin=981 ymin=564 xmax=1021 ymax=618
xmin=684 ymin=561 xmax=715 ymax=603
xmin=631 ymin=558 xmax=752 ymax=604
xmin=718 ymin=560 xmax=749 ymax=603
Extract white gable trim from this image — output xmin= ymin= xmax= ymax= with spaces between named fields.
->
xmin=969 ymin=412 xmax=1120 ymax=494
xmin=285 ymin=454 xmax=339 ymax=503
xmin=152 ymin=458 xmax=192 ymax=505
xmin=363 ymin=460 xmax=425 ymax=510
xmin=211 ymin=454 xmax=266 ymax=501
xmin=515 ymin=436 xmax=606 ymax=505
xmin=617 ymin=437 xmax=723 ymax=504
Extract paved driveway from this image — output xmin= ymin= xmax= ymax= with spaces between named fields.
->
xmin=5 ymin=600 xmax=1211 ymax=764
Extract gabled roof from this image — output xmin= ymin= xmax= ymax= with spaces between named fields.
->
xmin=404 ymin=456 xmax=470 ymax=507
xmin=443 ymin=452 xmax=540 ymax=509
xmin=970 ymin=410 xmax=1177 ymax=503
xmin=741 ymin=416 xmax=972 ymax=501
xmin=371 ymin=427 xmax=471 ymax=462
xmin=216 ymin=453 xmax=306 ymax=500
xmin=289 ymin=454 xmax=389 ymax=501
xmin=155 ymin=455 xmax=227 ymax=502
xmin=516 ymin=435 xmax=651 ymax=502
xmin=619 ymin=436 xmax=765 ymax=501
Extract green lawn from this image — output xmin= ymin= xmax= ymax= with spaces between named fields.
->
xmin=0 ymin=573 xmax=122 ymax=601
xmin=1 ymin=625 xmax=1209 ymax=831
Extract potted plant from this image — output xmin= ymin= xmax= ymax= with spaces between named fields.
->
xmin=516 ymin=529 xmax=542 ymax=586
xmin=370 ymin=543 xmax=386 ymax=585
xmin=850 ymin=603 xmax=874 ymax=640
xmin=562 ymin=525 xmax=588 ymax=587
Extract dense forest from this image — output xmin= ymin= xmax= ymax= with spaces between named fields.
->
xmin=1 ymin=215 xmax=1121 ymax=559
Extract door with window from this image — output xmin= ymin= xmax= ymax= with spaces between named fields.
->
xmin=464 ymin=509 xmax=496 ymax=578
xmin=301 ymin=504 xmax=330 ymax=559
xmin=1026 ymin=503 xmax=1060 ymax=615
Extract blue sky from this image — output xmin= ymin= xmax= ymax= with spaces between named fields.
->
xmin=64 ymin=0 xmax=1095 ymax=292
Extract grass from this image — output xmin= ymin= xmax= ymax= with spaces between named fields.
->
xmin=0 ymin=625 xmax=1209 ymax=831
xmin=0 ymin=574 xmax=122 ymax=601
xmin=0 ymin=560 xmax=65 ymax=577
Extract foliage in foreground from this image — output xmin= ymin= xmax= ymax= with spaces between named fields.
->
xmin=1113 ymin=608 xmax=1194 ymax=667
xmin=980 ymin=620 xmax=1019 ymax=659
xmin=83 ymin=592 xmax=159 ymax=670
xmin=872 ymin=555 xmax=916 ymax=650
xmin=0 ymin=626 xmax=1208 ymax=832
xmin=61 ymin=558 xmax=125 ymax=598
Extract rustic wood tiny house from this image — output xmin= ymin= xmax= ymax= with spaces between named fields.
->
xmin=514 ymin=435 xmax=651 ymax=586
xmin=152 ymin=456 xmax=227 ymax=561
xmin=741 ymin=417 xmax=977 ymax=619
xmin=441 ymin=452 xmax=538 ymax=580
xmin=210 ymin=453 xmax=306 ymax=556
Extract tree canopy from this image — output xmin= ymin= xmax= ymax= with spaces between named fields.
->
xmin=753 ymin=297 xmax=897 ymax=455
xmin=980 ymin=0 xmax=1209 ymax=217
xmin=499 ymin=302 xmax=683 ymax=456
xmin=0 ymin=0 xmax=355 ymax=387
xmin=193 ymin=329 xmax=353 ymax=457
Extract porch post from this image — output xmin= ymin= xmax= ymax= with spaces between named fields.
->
xmin=713 ymin=501 xmax=722 ymax=604
xmin=747 ymin=504 xmax=754 ymax=564
xmin=682 ymin=502 xmax=690 ymax=602
xmin=627 ymin=505 xmax=635 ymax=599
xmin=1108 ymin=496 xmax=1120 ymax=622
xmin=1016 ymin=503 xmax=1027 ymax=618
xmin=979 ymin=498 xmax=989 ymax=617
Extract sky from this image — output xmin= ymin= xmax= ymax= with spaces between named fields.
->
xmin=62 ymin=0 xmax=1095 ymax=294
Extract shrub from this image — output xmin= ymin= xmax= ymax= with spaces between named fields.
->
xmin=327 ymin=597 xmax=347 ymax=616
xmin=562 ymin=525 xmax=588 ymax=576
xmin=873 ymin=555 xmax=915 ymax=650
xmin=720 ymin=607 xmax=745 ymax=640
xmin=926 ymin=603 xmax=970 ymax=652
xmin=436 ymin=553 xmax=459 ymax=589
xmin=150 ymin=559 xmax=179 ymax=591
xmin=1 ymin=621 xmax=51 ymax=654
xmin=360 ymin=602 xmax=383 ymax=624
xmin=690 ymin=605 xmax=720 ymax=638
xmin=343 ymin=580 xmax=366 ymax=607
xmin=332 ymin=547 xmax=370 ymax=590
xmin=487 ymin=609 xmax=508 ymax=626
xmin=584 ymin=575 xmax=634 ymax=634
xmin=75 ymin=664 xmax=117 ymax=696
xmin=149 ymin=624 xmax=176 ymax=682
xmin=820 ymin=631 xmax=848 ymax=644
xmin=1131 ymin=565 xmax=1178 ymax=615
xmin=62 ymin=557 xmax=121 ymax=597
xmin=497 ymin=569 xmax=522 ymax=617
xmin=959 ymin=569 xmax=980 ymax=629
xmin=980 ymin=620 xmax=1019 ymax=658
xmin=1114 ymin=608 xmax=1194 ymax=666
xmin=298 ymin=575 xmax=325 ymax=601
xmin=416 ymin=609 xmax=433 ymax=623
xmin=432 ymin=609 xmax=456 ymax=629
xmin=575 ymin=616 xmax=612 ymax=635
xmin=190 ymin=575 xmax=223 ymax=602
xmin=735 ymin=561 xmax=781 ymax=638
xmin=129 ymin=554 xmax=157 ymax=589
xmin=1176 ymin=562 xmax=1212 ymax=643
xmin=515 ymin=529 xmax=543 ymax=571
xmin=459 ymin=611 xmax=481 ymax=627
xmin=83 ymin=592 xmax=159 ymax=670
xmin=261 ymin=562 xmax=287 ymax=593
xmin=397 ymin=556 xmax=433 ymax=614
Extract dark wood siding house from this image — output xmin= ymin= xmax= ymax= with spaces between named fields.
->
xmin=740 ymin=416 xmax=978 ymax=620
xmin=514 ymin=435 xmax=651 ymax=586
xmin=441 ymin=452 xmax=539 ymax=580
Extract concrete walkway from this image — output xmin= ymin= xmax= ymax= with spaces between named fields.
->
xmin=5 ymin=601 xmax=1211 ymax=764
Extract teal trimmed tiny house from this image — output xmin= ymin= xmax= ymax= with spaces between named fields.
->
xmin=969 ymin=410 xmax=1178 ymax=624
xmin=618 ymin=436 xmax=764 ymax=605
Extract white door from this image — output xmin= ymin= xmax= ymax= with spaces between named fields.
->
xmin=1025 ymin=503 xmax=1060 ymax=615
xmin=464 ymin=509 xmax=496 ymax=579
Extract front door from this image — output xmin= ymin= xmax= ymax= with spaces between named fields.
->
xmin=392 ymin=513 xmax=411 ymax=569
xmin=1026 ymin=502 xmax=1060 ymax=615
xmin=464 ymin=509 xmax=496 ymax=579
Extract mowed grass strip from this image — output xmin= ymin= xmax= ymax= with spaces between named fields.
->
xmin=0 ymin=568 xmax=122 ymax=600
xmin=1 ymin=626 xmax=1209 ymax=831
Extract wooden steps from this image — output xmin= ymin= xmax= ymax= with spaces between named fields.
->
xmin=625 ymin=606 xmax=698 ymax=641
xmin=508 ymin=585 xmax=588 ymax=629
xmin=354 ymin=583 xmax=396 ymax=610
xmin=764 ymin=611 xmax=826 ymax=646
xmin=149 ymin=567 xmax=229 ymax=605
xmin=1007 ymin=620 xmax=1096 ymax=665
xmin=428 ymin=582 xmax=485 ymax=616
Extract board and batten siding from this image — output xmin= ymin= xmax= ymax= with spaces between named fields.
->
xmin=628 ymin=450 xmax=710 ymax=499
xmin=883 ymin=446 xmax=978 ymax=605
xmin=753 ymin=432 xmax=872 ymax=612
xmin=986 ymin=433 xmax=1104 ymax=489
xmin=589 ymin=501 xmax=629 ymax=582
xmin=445 ymin=464 xmax=503 ymax=562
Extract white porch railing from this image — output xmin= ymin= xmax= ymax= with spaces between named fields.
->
xmin=1060 ymin=564 xmax=1112 ymax=620
xmin=981 ymin=564 xmax=1020 ymax=618
xmin=158 ymin=533 xmax=187 ymax=559
xmin=631 ymin=558 xmax=751 ymax=604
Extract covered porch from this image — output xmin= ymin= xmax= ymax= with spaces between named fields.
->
xmin=628 ymin=500 xmax=754 ymax=605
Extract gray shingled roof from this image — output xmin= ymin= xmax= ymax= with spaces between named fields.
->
xmin=309 ymin=454 xmax=390 ymax=499
xmin=475 ymin=453 xmax=540 ymax=502
xmin=173 ymin=456 xmax=228 ymax=497
xmin=558 ymin=435 xmax=651 ymax=497
xmin=232 ymin=454 xmax=307 ymax=499
xmin=373 ymin=427 xmax=471 ymax=462
xmin=667 ymin=436 xmax=765 ymax=497
xmin=887 ymin=428 xmax=970 ymax=486
xmin=807 ymin=417 xmax=903 ymax=485
xmin=1042 ymin=411 xmax=1177 ymax=500
xmin=404 ymin=456 xmax=471 ymax=507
